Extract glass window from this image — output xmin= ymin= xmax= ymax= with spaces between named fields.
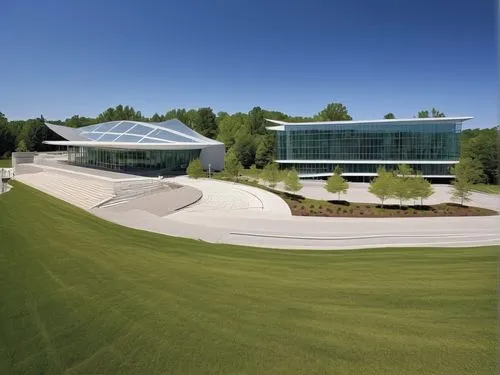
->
xmin=114 ymin=134 xmax=143 ymax=143
xmin=97 ymin=133 xmax=120 ymax=142
xmin=149 ymin=129 xmax=194 ymax=142
xmin=127 ymin=124 xmax=154 ymax=136
xmin=93 ymin=122 xmax=119 ymax=133
xmin=110 ymin=121 xmax=135 ymax=134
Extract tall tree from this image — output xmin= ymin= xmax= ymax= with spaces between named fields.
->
xmin=461 ymin=127 xmax=498 ymax=184
xmin=0 ymin=113 xmax=15 ymax=157
xmin=315 ymin=103 xmax=352 ymax=121
xmin=325 ymin=165 xmax=349 ymax=201
xmin=196 ymin=107 xmax=217 ymax=138
xmin=417 ymin=108 xmax=445 ymax=118
xmin=248 ymin=106 xmax=266 ymax=135
xmin=255 ymin=134 xmax=275 ymax=168
xmin=233 ymin=133 xmax=256 ymax=168
xmin=384 ymin=113 xmax=395 ymax=119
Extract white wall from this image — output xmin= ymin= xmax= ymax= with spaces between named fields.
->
xmin=200 ymin=144 xmax=225 ymax=171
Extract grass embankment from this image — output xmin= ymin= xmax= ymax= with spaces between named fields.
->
xmin=0 ymin=181 xmax=497 ymax=374
xmin=0 ymin=159 xmax=12 ymax=168
xmin=472 ymin=183 xmax=500 ymax=194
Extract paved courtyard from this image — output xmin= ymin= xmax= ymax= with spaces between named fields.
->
xmin=10 ymin=161 xmax=500 ymax=250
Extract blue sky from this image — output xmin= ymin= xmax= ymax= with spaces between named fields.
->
xmin=0 ymin=0 xmax=497 ymax=128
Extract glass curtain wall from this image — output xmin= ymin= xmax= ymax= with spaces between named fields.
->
xmin=276 ymin=122 xmax=461 ymax=161
xmin=67 ymin=147 xmax=200 ymax=172
xmin=282 ymin=163 xmax=455 ymax=176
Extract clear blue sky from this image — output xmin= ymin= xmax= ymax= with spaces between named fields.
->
xmin=0 ymin=0 xmax=497 ymax=128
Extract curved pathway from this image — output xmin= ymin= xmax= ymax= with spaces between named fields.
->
xmin=94 ymin=177 xmax=500 ymax=250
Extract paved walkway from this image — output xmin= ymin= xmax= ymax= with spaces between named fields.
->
xmin=9 ymin=161 xmax=500 ymax=250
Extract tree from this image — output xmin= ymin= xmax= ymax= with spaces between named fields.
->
xmin=217 ymin=114 xmax=246 ymax=150
xmin=16 ymin=140 xmax=28 ymax=152
xmin=417 ymin=108 xmax=445 ymax=118
xmin=450 ymin=158 xmax=483 ymax=205
xmin=224 ymin=149 xmax=242 ymax=179
xmin=248 ymin=106 xmax=266 ymax=135
xmin=392 ymin=164 xmax=415 ymax=207
xmin=283 ymin=169 xmax=302 ymax=192
xmin=262 ymin=162 xmax=282 ymax=188
xmin=325 ymin=165 xmax=349 ymax=201
xmin=384 ymin=113 xmax=395 ymax=119
xmin=233 ymin=133 xmax=256 ymax=168
xmin=461 ymin=127 xmax=498 ymax=184
xmin=186 ymin=159 xmax=204 ymax=179
xmin=151 ymin=113 xmax=162 ymax=122
xmin=196 ymin=107 xmax=217 ymax=138
xmin=411 ymin=173 xmax=434 ymax=206
xmin=0 ymin=113 xmax=15 ymax=157
xmin=315 ymin=103 xmax=352 ymax=121
xmin=254 ymin=134 xmax=275 ymax=168
xmin=369 ymin=166 xmax=395 ymax=207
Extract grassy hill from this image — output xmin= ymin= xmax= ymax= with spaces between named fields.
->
xmin=0 ymin=181 xmax=496 ymax=374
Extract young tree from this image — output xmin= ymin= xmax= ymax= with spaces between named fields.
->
xmin=325 ymin=165 xmax=349 ymax=201
xmin=411 ymin=173 xmax=434 ymax=206
xmin=224 ymin=149 xmax=242 ymax=179
xmin=384 ymin=113 xmax=395 ymax=119
xmin=450 ymin=158 xmax=483 ymax=205
xmin=369 ymin=166 xmax=395 ymax=207
xmin=392 ymin=164 xmax=414 ymax=207
xmin=262 ymin=162 xmax=282 ymax=188
xmin=186 ymin=158 xmax=204 ymax=179
xmin=283 ymin=169 xmax=302 ymax=193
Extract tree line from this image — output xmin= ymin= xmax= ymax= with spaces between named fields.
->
xmin=0 ymin=103 xmax=497 ymax=183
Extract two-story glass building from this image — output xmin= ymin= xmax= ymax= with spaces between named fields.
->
xmin=266 ymin=117 xmax=471 ymax=180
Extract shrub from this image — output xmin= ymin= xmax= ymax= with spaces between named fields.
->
xmin=186 ymin=159 xmax=204 ymax=179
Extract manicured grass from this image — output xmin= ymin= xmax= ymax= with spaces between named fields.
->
xmin=0 ymin=159 xmax=11 ymax=168
xmin=0 ymin=181 xmax=497 ymax=374
xmin=472 ymin=183 xmax=500 ymax=194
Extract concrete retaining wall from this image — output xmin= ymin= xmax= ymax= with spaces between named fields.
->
xmin=12 ymin=152 xmax=37 ymax=169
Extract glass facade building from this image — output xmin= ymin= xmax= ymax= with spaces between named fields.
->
xmin=267 ymin=117 xmax=471 ymax=179
xmin=67 ymin=147 xmax=200 ymax=172
xmin=44 ymin=119 xmax=225 ymax=173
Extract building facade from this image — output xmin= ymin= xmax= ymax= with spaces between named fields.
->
xmin=266 ymin=117 xmax=471 ymax=180
xmin=44 ymin=119 xmax=224 ymax=173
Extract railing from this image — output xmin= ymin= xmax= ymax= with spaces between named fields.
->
xmin=1 ymin=168 xmax=14 ymax=180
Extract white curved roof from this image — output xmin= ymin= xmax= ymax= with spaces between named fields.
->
xmin=44 ymin=119 xmax=222 ymax=149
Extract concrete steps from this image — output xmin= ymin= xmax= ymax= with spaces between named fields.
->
xmin=15 ymin=171 xmax=114 ymax=210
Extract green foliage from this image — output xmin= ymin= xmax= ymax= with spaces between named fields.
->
xmin=384 ymin=113 xmax=395 ymax=119
xmin=325 ymin=166 xmax=349 ymax=201
xmin=262 ymin=162 xmax=282 ymax=188
xmin=16 ymin=139 xmax=27 ymax=152
xmin=255 ymin=134 xmax=275 ymax=168
xmin=186 ymin=159 xmax=204 ymax=179
xmin=315 ymin=103 xmax=352 ymax=121
xmin=0 ymin=182 xmax=496 ymax=374
xmin=0 ymin=114 xmax=15 ymax=157
xmin=417 ymin=108 xmax=445 ymax=118
xmin=96 ymin=105 xmax=143 ymax=122
xmin=283 ymin=169 xmax=302 ymax=192
xmin=196 ymin=107 xmax=217 ymax=138
xmin=233 ymin=133 xmax=256 ymax=168
xmin=461 ymin=127 xmax=498 ymax=184
xmin=369 ymin=167 xmax=395 ymax=207
xmin=450 ymin=158 xmax=483 ymax=205
xmin=411 ymin=173 xmax=435 ymax=206
xmin=224 ymin=149 xmax=242 ymax=178
xmin=392 ymin=165 xmax=415 ymax=207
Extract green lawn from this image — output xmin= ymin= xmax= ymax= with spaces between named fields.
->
xmin=0 ymin=181 xmax=496 ymax=374
xmin=0 ymin=159 xmax=11 ymax=168
xmin=472 ymin=183 xmax=500 ymax=194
